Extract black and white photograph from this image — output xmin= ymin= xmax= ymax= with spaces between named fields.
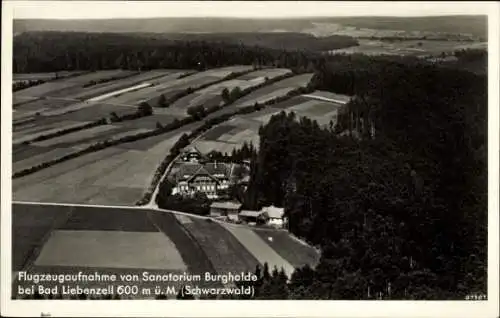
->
xmin=1 ymin=1 xmax=498 ymax=317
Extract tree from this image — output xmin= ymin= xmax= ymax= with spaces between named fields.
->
xmin=158 ymin=94 xmax=168 ymax=108
xmin=230 ymin=86 xmax=242 ymax=101
xmin=137 ymin=102 xmax=153 ymax=116
xmin=109 ymin=111 xmax=121 ymax=122
xmin=156 ymin=180 xmax=174 ymax=207
xmin=221 ymin=88 xmax=230 ymax=103
xmin=187 ymin=105 xmax=206 ymax=119
xmin=244 ymin=62 xmax=486 ymax=299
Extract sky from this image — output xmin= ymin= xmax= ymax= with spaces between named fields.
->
xmin=9 ymin=1 xmax=493 ymax=20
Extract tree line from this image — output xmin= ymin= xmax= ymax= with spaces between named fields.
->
xmin=13 ymin=31 xmax=357 ymax=73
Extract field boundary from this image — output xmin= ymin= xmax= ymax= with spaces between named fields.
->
xmin=140 ymin=83 xmax=315 ymax=207
xmin=13 ymin=71 xmax=92 ymax=95
xmin=15 ymin=206 xmax=76 ymax=277
xmin=134 ymin=70 xmax=304 ymax=206
xmin=81 ymin=71 xmax=140 ymax=89
xmin=146 ymin=68 xmax=257 ymax=108
xmin=12 ymin=200 xmax=320 ymax=258
xmin=11 ymin=68 xmax=254 ymax=179
xmin=15 ymin=118 xmax=108 ymax=146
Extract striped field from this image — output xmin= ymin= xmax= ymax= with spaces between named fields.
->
xmin=12 ymin=203 xmax=320 ymax=299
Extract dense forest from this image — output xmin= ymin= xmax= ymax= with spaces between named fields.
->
xmin=13 ymin=31 xmax=356 ymax=73
xmin=240 ymin=62 xmax=487 ymax=299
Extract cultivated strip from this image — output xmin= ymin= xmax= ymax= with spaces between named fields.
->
xmin=220 ymin=224 xmax=296 ymax=277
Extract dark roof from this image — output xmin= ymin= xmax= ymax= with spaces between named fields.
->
xmin=175 ymin=163 xmax=204 ymax=179
xmin=204 ymin=162 xmax=232 ymax=177
xmin=210 ymin=201 xmax=242 ymax=210
xmin=173 ymin=161 xmax=237 ymax=182
xmin=186 ymin=166 xmax=220 ymax=183
xmin=182 ymin=145 xmax=203 ymax=155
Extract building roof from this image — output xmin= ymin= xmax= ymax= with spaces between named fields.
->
xmin=173 ymin=161 xmax=238 ymax=182
xmin=239 ymin=210 xmax=267 ymax=218
xmin=174 ymin=163 xmax=205 ymax=180
xmin=204 ymin=162 xmax=232 ymax=177
xmin=210 ymin=201 xmax=242 ymax=210
xmin=262 ymin=205 xmax=284 ymax=219
xmin=182 ymin=145 xmax=203 ymax=155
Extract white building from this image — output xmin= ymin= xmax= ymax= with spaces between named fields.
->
xmin=261 ymin=205 xmax=286 ymax=228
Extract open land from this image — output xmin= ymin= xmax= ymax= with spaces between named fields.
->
xmin=192 ymin=91 xmax=349 ymax=154
xmin=101 ymin=66 xmax=253 ymax=111
xmin=11 ymin=67 xmax=323 ymax=299
xmin=13 ymin=70 xmax=135 ymax=99
xmin=233 ymin=73 xmax=314 ymax=108
xmin=329 ymin=39 xmax=487 ymax=57
xmin=168 ymin=68 xmax=293 ymax=116
xmin=13 ymin=128 xmax=197 ymax=205
xmin=13 ymin=71 xmax=86 ymax=82
xmin=12 ymin=203 xmax=320 ymax=298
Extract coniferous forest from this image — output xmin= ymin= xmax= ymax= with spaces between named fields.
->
xmin=241 ymin=62 xmax=487 ymax=300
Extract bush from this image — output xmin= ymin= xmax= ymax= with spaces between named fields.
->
xmin=138 ymin=102 xmax=153 ymax=116
xmin=158 ymin=94 xmax=168 ymax=107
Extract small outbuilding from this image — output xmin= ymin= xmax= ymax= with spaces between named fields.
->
xmin=210 ymin=201 xmax=242 ymax=218
xmin=262 ymin=205 xmax=286 ymax=228
xmin=238 ymin=210 xmax=269 ymax=225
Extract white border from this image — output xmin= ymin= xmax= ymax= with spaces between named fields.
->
xmin=2 ymin=2 xmax=499 ymax=317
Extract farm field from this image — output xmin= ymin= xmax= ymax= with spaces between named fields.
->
xmin=11 ymin=204 xmax=216 ymax=299
xmin=330 ymin=39 xmax=487 ymax=56
xmin=12 ymin=204 xmax=71 ymax=271
xmin=253 ymin=229 xmax=321 ymax=269
xmin=102 ymin=65 xmax=253 ymax=108
xmin=12 ymin=203 xmax=321 ymax=298
xmin=232 ymin=73 xmax=314 ymax=108
xmin=192 ymin=91 xmax=347 ymax=154
xmin=88 ymin=83 xmax=152 ymax=102
xmin=13 ymin=103 xmax=136 ymax=144
xmin=13 ymin=71 xmax=86 ymax=82
xmin=178 ymin=216 xmax=260 ymax=277
xmin=220 ymin=223 xmax=296 ymax=277
xmin=49 ymin=70 xmax=187 ymax=101
xmin=13 ymin=127 xmax=198 ymax=205
xmin=12 ymin=70 xmax=180 ymax=124
xmin=13 ymin=70 xmax=135 ymax=99
xmin=302 ymin=90 xmax=352 ymax=104
xmin=13 ymin=111 xmax=184 ymax=173
xmin=147 ymin=211 xmax=220 ymax=290
xmin=168 ymin=68 xmax=292 ymax=116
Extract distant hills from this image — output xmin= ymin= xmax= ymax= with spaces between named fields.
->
xmin=14 ymin=15 xmax=487 ymax=38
